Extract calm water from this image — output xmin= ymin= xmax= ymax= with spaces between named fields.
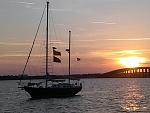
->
xmin=0 ymin=78 xmax=150 ymax=113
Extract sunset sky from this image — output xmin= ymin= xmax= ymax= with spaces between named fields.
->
xmin=0 ymin=0 xmax=150 ymax=75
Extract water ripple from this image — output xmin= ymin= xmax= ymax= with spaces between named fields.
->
xmin=1 ymin=79 xmax=150 ymax=112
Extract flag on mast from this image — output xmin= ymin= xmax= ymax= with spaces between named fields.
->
xmin=53 ymin=49 xmax=61 ymax=56
xmin=53 ymin=56 xmax=61 ymax=63
xmin=53 ymin=47 xmax=57 ymax=49
xmin=66 ymin=49 xmax=70 ymax=53
xmin=77 ymin=58 xmax=81 ymax=61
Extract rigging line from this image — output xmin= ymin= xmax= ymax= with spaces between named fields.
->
xmin=51 ymin=7 xmax=71 ymax=31
xmin=49 ymin=5 xmax=66 ymax=75
xmin=49 ymin=9 xmax=59 ymax=75
xmin=67 ymin=32 xmax=81 ymax=74
xmin=50 ymin=11 xmax=80 ymax=74
xmin=34 ymin=40 xmax=45 ymax=75
xmin=49 ymin=6 xmax=59 ymax=47
xmin=27 ymin=62 xmax=32 ymax=82
xmin=49 ymin=4 xmax=72 ymax=75
xmin=29 ymin=61 xmax=40 ymax=76
xmin=71 ymin=40 xmax=81 ymax=74
xmin=22 ymin=4 xmax=46 ymax=76
xmin=48 ymin=4 xmax=54 ymax=75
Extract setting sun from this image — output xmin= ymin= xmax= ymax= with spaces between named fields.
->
xmin=120 ymin=56 xmax=145 ymax=68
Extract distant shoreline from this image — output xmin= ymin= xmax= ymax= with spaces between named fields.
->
xmin=0 ymin=73 xmax=150 ymax=80
xmin=0 ymin=74 xmax=101 ymax=80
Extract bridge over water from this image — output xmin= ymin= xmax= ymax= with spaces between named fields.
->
xmin=101 ymin=67 xmax=150 ymax=78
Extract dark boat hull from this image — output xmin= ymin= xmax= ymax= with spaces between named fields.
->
xmin=24 ymin=86 xmax=82 ymax=99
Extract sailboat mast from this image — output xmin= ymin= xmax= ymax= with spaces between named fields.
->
xmin=69 ymin=31 xmax=71 ymax=83
xmin=46 ymin=1 xmax=49 ymax=88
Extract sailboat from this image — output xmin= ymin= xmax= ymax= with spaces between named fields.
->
xmin=19 ymin=1 xmax=82 ymax=99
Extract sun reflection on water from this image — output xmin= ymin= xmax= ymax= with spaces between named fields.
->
xmin=119 ymin=81 xmax=147 ymax=112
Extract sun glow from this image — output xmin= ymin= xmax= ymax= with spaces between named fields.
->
xmin=120 ymin=56 xmax=145 ymax=68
